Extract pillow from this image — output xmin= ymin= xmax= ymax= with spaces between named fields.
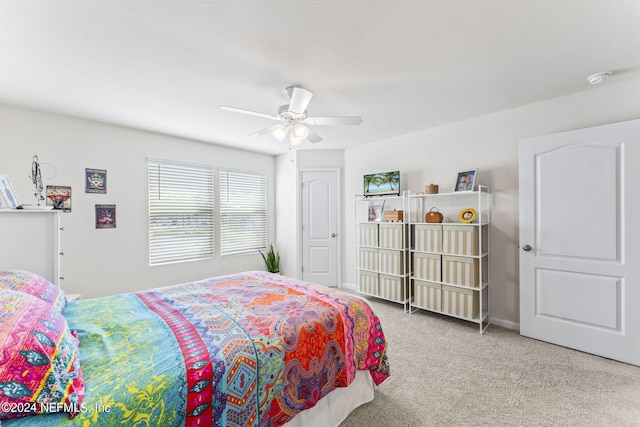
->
xmin=0 ymin=289 xmax=85 ymax=419
xmin=0 ymin=270 xmax=66 ymax=312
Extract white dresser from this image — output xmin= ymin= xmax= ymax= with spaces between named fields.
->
xmin=0 ymin=209 xmax=63 ymax=285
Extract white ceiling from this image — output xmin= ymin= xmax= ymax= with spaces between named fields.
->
xmin=1 ymin=1 xmax=639 ymax=155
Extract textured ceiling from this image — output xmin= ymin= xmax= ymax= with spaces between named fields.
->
xmin=1 ymin=1 xmax=639 ymax=155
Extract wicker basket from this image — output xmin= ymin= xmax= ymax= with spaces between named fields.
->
xmin=425 ymin=207 xmax=443 ymax=223
xmin=425 ymin=184 xmax=439 ymax=194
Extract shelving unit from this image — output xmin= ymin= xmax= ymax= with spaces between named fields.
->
xmin=408 ymin=186 xmax=490 ymax=333
xmin=354 ymin=192 xmax=411 ymax=312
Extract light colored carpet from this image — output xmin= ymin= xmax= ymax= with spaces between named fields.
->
xmin=340 ymin=297 xmax=640 ymax=427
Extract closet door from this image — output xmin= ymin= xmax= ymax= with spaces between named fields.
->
xmin=519 ymin=119 xmax=640 ymax=365
xmin=299 ymin=169 xmax=340 ymax=287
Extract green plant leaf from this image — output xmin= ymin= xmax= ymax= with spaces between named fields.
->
xmin=260 ymin=244 xmax=280 ymax=273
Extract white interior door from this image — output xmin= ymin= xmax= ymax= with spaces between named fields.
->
xmin=519 ymin=119 xmax=640 ymax=365
xmin=300 ymin=169 xmax=340 ymax=287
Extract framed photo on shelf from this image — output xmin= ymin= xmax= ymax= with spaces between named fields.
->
xmin=459 ymin=207 xmax=477 ymax=223
xmin=368 ymin=203 xmax=385 ymax=222
xmin=0 ymin=174 xmax=20 ymax=208
xmin=454 ymin=169 xmax=477 ymax=192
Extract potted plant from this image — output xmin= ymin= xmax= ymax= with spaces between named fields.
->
xmin=259 ymin=244 xmax=280 ymax=273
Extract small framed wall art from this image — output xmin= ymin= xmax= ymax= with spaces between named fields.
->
xmin=86 ymin=168 xmax=107 ymax=193
xmin=454 ymin=169 xmax=477 ymax=192
xmin=46 ymin=185 xmax=72 ymax=212
xmin=95 ymin=204 xmax=116 ymax=229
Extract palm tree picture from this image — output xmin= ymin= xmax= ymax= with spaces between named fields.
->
xmin=364 ymin=171 xmax=400 ymax=196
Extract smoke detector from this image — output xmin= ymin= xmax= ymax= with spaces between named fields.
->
xmin=587 ymin=71 xmax=612 ymax=85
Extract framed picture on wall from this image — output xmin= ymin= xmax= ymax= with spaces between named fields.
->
xmin=0 ymin=174 xmax=20 ymax=208
xmin=46 ymin=185 xmax=72 ymax=212
xmin=454 ymin=169 xmax=477 ymax=192
xmin=96 ymin=204 xmax=116 ymax=228
xmin=86 ymin=168 xmax=107 ymax=193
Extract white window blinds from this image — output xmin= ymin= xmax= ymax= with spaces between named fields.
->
xmin=148 ymin=160 xmax=215 ymax=265
xmin=220 ymin=169 xmax=267 ymax=256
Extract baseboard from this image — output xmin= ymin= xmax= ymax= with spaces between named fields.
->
xmin=340 ymin=282 xmax=356 ymax=291
xmin=490 ymin=317 xmax=520 ymax=332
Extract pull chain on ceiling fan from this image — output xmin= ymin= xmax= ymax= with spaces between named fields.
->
xmin=220 ymin=86 xmax=363 ymax=145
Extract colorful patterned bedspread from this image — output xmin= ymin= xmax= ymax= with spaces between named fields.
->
xmin=4 ymin=271 xmax=389 ymax=427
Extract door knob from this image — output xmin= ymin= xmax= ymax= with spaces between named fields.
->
xmin=522 ymin=244 xmax=532 ymax=251
xmin=331 ymin=233 xmax=336 ymax=238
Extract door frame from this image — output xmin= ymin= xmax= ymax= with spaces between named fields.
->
xmin=297 ymin=168 xmax=341 ymax=285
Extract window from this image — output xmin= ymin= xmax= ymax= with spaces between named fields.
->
xmin=148 ymin=160 xmax=214 ymax=265
xmin=220 ymin=169 xmax=267 ymax=256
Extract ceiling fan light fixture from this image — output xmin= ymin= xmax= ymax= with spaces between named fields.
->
xmin=273 ymin=124 xmax=289 ymax=141
xmin=292 ymin=124 xmax=309 ymax=140
xmin=290 ymin=134 xmax=304 ymax=146
xmin=221 ymin=86 xmax=363 ymax=147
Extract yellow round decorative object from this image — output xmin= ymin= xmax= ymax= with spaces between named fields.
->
xmin=459 ymin=208 xmax=477 ymax=223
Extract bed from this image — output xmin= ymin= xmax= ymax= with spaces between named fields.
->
xmin=0 ymin=270 xmax=389 ymax=426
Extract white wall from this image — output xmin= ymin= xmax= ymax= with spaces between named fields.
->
xmin=0 ymin=105 xmax=276 ymax=298
xmin=3 ymin=78 xmax=639 ymax=325
xmin=275 ymin=150 xmax=298 ymax=277
xmin=343 ymin=78 xmax=640 ymax=329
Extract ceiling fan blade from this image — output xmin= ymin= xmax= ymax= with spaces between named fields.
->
xmin=288 ymin=87 xmax=313 ymax=115
xmin=219 ymin=105 xmax=280 ymax=120
xmin=305 ymin=127 xmax=323 ymax=143
xmin=248 ymin=124 xmax=282 ymax=137
xmin=304 ymin=116 xmax=363 ymax=126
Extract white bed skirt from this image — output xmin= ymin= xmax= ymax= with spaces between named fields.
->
xmin=284 ymin=370 xmax=375 ymax=427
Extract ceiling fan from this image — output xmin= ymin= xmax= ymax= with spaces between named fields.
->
xmin=219 ymin=86 xmax=363 ymax=145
